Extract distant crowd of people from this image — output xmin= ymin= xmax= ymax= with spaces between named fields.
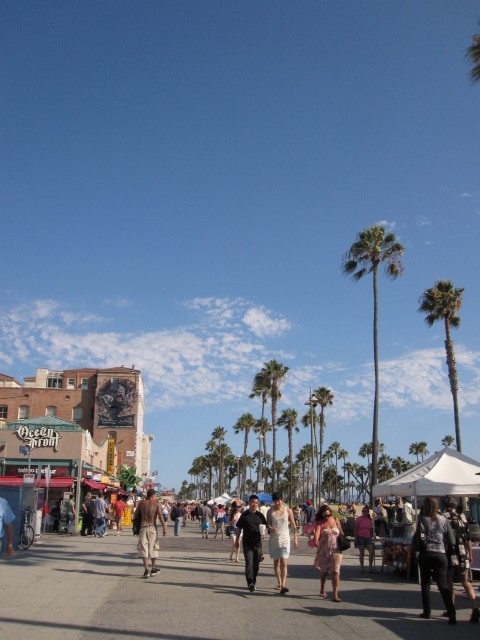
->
xmin=2 ymin=490 xmax=479 ymax=625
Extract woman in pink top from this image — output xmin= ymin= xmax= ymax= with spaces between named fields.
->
xmin=354 ymin=506 xmax=375 ymax=573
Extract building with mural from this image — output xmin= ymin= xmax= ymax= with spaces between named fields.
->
xmin=0 ymin=366 xmax=151 ymax=476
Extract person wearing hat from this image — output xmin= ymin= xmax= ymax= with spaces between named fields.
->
xmin=134 ymin=489 xmax=167 ymax=578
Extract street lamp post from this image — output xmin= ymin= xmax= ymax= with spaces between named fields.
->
xmin=304 ymin=390 xmax=317 ymax=507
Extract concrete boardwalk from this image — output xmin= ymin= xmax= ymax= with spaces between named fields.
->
xmin=0 ymin=523 xmax=478 ymax=640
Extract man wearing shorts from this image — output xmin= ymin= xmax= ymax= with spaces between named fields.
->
xmin=135 ymin=489 xmax=167 ymax=578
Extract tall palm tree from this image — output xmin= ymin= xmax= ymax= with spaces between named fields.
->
xmin=328 ymin=441 xmax=342 ymax=502
xmin=250 ymin=369 xmax=272 ymax=487
xmin=409 ymin=441 xmax=429 ymax=463
xmin=211 ymin=426 xmax=227 ymax=493
xmin=378 ymin=454 xmax=393 ymax=482
xmin=312 ymin=386 xmax=334 ymax=498
xmin=358 ymin=442 xmax=373 ymax=467
xmin=466 ymin=25 xmax=480 ymax=83
xmin=296 ymin=444 xmax=313 ymax=502
xmin=233 ymin=412 xmax=256 ymax=497
xmin=258 ymin=359 xmax=289 ymax=493
xmin=339 ymin=449 xmax=349 ymax=502
xmin=419 ymin=280 xmax=464 ymax=452
xmin=343 ymin=225 xmax=404 ymax=497
xmin=391 ymin=456 xmax=407 ymax=475
xmin=442 ymin=434 xmax=455 ymax=448
xmin=278 ymin=408 xmax=299 ymax=506
xmin=253 ymin=417 xmax=271 ymax=489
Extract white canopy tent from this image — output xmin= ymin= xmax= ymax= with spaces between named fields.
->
xmin=373 ymin=447 xmax=480 ymax=498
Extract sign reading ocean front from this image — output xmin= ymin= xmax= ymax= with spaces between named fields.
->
xmin=14 ymin=425 xmax=61 ymax=452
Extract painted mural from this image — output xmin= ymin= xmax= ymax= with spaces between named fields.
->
xmin=96 ymin=378 xmax=136 ymax=428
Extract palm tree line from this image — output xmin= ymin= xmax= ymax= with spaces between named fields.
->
xmin=177 ymin=422 xmax=457 ymax=503
xmin=177 ymin=224 xmax=465 ymax=503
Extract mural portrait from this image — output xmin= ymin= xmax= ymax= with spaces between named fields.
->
xmin=96 ymin=378 xmax=136 ymax=428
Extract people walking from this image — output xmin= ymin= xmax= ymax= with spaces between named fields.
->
xmin=134 ymin=488 xmax=167 ymax=578
xmin=198 ymin=501 xmax=211 ymax=539
xmin=417 ymin=496 xmax=456 ymax=624
xmin=313 ymin=504 xmax=344 ymax=603
xmin=445 ymin=499 xmax=479 ymax=623
xmin=62 ymin=493 xmax=76 ymax=535
xmin=354 ymin=506 xmax=375 ymax=573
xmin=0 ymin=495 xmax=15 ymax=556
xmin=214 ymin=504 xmax=226 ymax=540
xmin=234 ymin=494 xmax=268 ymax=592
xmin=171 ymin=502 xmax=184 ymax=536
xmin=93 ymin=494 xmax=107 ymax=538
xmin=80 ymin=492 xmax=94 ymax=536
xmin=267 ymin=492 xmax=298 ymax=594
xmin=228 ymin=502 xmax=241 ymax=561
xmin=113 ymin=497 xmax=126 ymax=535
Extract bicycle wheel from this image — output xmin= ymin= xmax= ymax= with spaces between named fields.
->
xmin=20 ymin=525 xmax=35 ymax=549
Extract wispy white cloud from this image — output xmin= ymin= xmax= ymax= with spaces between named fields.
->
xmin=0 ymin=299 xmax=479 ymax=421
xmin=243 ymin=307 xmax=291 ymax=338
xmin=375 ymin=220 xmax=396 ymax=231
xmin=416 ymin=216 xmax=431 ymax=227
xmin=103 ymin=297 xmax=133 ymax=309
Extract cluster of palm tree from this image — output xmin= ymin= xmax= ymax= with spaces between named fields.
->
xmin=342 ymin=225 xmax=465 ymax=502
xmin=177 ymin=223 xmax=465 ymax=504
xmin=177 ymin=426 xmax=457 ymax=503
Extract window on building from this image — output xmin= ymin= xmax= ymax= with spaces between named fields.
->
xmin=72 ymin=407 xmax=83 ymax=421
xmin=46 ymin=372 xmax=63 ymax=388
xmin=66 ymin=378 xmax=75 ymax=389
xmin=0 ymin=405 xmax=7 ymax=419
xmin=19 ymin=405 xmax=29 ymax=419
xmin=111 ymin=377 xmax=120 ymax=389
xmin=46 ymin=406 xmax=57 ymax=417
xmin=81 ymin=378 xmax=88 ymax=390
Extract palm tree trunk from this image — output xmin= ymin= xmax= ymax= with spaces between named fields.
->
xmin=319 ymin=414 xmax=325 ymax=499
xmin=288 ymin=429 xmax=293 ymax=507
xmin=272 ymin=388 xmax=277 ymax=494
xmin=371 ymin=266 xmax=380 ymax=502
xmin=444 ymin=319 xmax=462 ymax=452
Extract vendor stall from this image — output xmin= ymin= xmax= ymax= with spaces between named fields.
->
xmin=374 ymin=447 xmax=480 ymax=580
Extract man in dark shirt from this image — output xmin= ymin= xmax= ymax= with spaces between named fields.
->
xmin=305 ymin=500 xmax=315 ymax=524
xmin=235 ymin=494 xmax=268 ymax=592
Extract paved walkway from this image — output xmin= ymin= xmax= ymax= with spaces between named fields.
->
xmin=0 ymin=523 xmax=479 ymax=640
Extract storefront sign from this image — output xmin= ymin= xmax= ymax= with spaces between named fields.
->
xmin=5 ymin=464 xmax=68 ymax=477
xmin=14 ymin=425 xmax=61 ymax=452
xmin=107 ymin=437 xmax=115 ymax=475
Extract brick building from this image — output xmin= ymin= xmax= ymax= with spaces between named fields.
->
xmin=0 ymin=366 xmax=148 ymax=475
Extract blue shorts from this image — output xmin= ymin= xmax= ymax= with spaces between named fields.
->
xmin=357 ymin=536 xmax=373 ymax=548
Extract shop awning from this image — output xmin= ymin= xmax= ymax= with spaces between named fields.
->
xmin=82 ymin=479 xmax=106 ymax=491
xmin=0 ymin=476 xmax=76 ymax=488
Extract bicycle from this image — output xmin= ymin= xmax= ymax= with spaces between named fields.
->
xmin=20 ymin=508 xmax=35 ymax=549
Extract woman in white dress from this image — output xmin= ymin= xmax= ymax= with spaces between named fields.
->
xmin=267 ymin=492 xmax=298 ymax=594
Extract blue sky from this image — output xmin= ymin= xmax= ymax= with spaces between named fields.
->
xmin=1 ymin=2 xmax=479 ymax=492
